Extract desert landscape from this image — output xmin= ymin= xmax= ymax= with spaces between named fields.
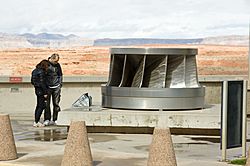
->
xmin=0 ymin=44 xmax=248 ymax=77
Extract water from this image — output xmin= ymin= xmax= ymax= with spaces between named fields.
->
xmin=16 ymin=128 xmax=68 ymax=142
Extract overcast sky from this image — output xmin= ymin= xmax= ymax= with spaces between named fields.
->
xmin=0 ymin=0 xmax=249 ymax=39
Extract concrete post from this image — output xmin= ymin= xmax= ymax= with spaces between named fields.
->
xmin=147 ymin=128 xmax=177 ymax=166
xmin=0 ymin=114 xmax=17 ymax=161
xmin=61 ymin=121 xmax=93 ymax=166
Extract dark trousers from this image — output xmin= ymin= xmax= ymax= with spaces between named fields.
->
xmin=34 ymin=88 xmax=46 ymax=123
xmin=44 ymin=87 xmax=61 ymax=121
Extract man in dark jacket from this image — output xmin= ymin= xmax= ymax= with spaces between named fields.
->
xmin=44 ymin=53 xmax=63 ymax=126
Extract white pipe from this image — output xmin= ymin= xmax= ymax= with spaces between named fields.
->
xmin=242 ymin=80 xmax=247 ymax=158
xmin=249 ymin=21 xmax=250 ymax=81
xmin=222 ymin=81 xmax=228 ymax=161
xmin=248 ymin=20 xmax=250 ymax=88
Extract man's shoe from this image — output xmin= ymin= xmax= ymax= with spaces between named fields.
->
xmin=49 ymin=120 xmax=57 ymax=126
xmin=43 ymin=120 xmax=50 ymax=126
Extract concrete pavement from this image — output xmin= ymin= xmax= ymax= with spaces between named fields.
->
xmin=0 ymin=110 xmax=247 ymax=166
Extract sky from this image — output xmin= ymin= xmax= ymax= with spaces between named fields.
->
xmin=0 ymin=0 xmax=249 ymax=39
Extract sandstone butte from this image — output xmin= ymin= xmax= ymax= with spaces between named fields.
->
xmin=0 ymin=44 xmax=248 ymax=77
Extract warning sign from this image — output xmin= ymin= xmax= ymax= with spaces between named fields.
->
xmin=9 ymin=77 xmax=23 ymax=83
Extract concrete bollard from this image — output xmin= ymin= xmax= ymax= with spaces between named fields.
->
xmin=61 ymin=121 xmax=93 ymax=166
xmin=147 ymin=127 xmax=177 ymax=166
xmin=0 ymin=114 xmax=17 ymax=161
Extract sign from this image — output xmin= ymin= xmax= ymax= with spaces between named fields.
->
xmin=9 ymin=77 xmax=23 ymax=83
xmin=221 ymin=80 xmax=243 ymax=149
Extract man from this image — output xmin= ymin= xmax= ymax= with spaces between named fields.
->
xmin=44 ymin=53 xmax=63 ymax=126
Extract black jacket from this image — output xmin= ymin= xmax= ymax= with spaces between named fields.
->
xmin=46 ymin=62 xmax=63 ymax=88
xmin=31 ymin=68 xmax=48 ymax=95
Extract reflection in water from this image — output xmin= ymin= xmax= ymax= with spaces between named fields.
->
xmin=190 ymin=137 xmax=220 ymax=143
xmin=34 ymin=129 xmax=67 ymax=142
xmin=174 ymin=143 xmax=209 ymax=149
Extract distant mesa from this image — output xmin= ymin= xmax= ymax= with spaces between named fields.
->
xmin=0 ymin=32 xmax=248 ymax=49
xmin=0 ymin=32 xmax=93 ymax=48
xmin=93 ymin=38 xmax=203 ymax=46
xmin=93 ymin=35 xmax=248 ymax=46
xmin=0 ymin=32 xmax=33 ymax=48
xmin=200 ymin=35 xmax=249 ymax=46
xmin=20 ymin=33 xmax=79 ymax=40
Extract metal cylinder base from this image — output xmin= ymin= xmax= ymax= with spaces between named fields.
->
xmin=102 ymin=86 xmax=205 ymax=110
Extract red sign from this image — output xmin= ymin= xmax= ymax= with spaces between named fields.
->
xmin=9 ymin=77 xmax=23 ymax=83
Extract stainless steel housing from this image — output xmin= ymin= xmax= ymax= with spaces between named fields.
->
xmin=102 ymin=48 xmax=205 ymax=110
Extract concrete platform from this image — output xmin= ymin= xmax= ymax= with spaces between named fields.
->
xmin=0 ymin=104 xmax=247 ymax=165
xmin=57 ymin=104 xmax=221 ymax=129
